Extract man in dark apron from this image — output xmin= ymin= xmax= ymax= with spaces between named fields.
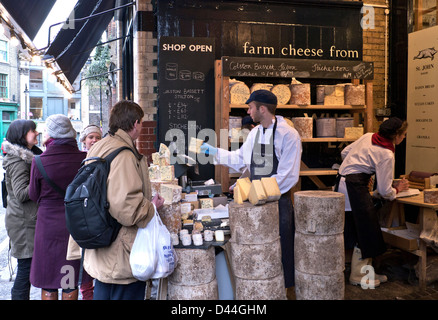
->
xmin=201 ymin=90 xmax=302 ymax=296
xmin=250 ymin=116 xmax=295 ymax=290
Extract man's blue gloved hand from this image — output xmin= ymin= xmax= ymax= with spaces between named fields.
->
xmin=200 ymin=143 xmax=217 ymax=156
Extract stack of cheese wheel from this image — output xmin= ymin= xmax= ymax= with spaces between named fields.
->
xmin=167 ymin=246 xmax=218 ymax=300
xmin=229 ymin=178 xmax=286 ymax=300
xmin=294 ymin=191 xmax=345 ymax=300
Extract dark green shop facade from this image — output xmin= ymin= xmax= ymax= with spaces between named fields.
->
xmin=0 ymin=102 xmax=18 ymax=146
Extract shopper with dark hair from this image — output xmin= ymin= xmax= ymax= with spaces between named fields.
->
xmin=29 ymin=114 xmax=91 ymax=300
xmin=83 ymin=100 xmax=164 ymax=300
xmin=335 ymin=117 xmax=409 ymax=288
xmin=2 ymin=119 xmax=42 ymax=299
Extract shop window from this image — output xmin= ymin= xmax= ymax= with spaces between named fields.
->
xmin=412 ymin=0 xmax=437 ymax=31
xmin=29 ymin=97 xmax=43 ymax=120
xmin=0 ymin=40 xmax=7 ymax=63
xmin=2 ymin=111 xmax=12 ymax=121
xmin=30 ymin=70 xmax=43 ymax=90
xmin=0 ymin=74 xmax=8 ymax=99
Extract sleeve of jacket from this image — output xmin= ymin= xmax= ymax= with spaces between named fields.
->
xmin=107 ymin=150 xmax=155 ymax=228
xmin=8 ymin=161 xmax=31 ymax=203
xmin=28 ymin=159 xmax=41 ymax=203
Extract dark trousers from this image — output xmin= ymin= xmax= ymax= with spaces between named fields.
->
xmin=279 ymin=193 xmax=295 ymax=288
xmin=93 ymin=279 xmax=146 ymax=300
xmin=345 ymin=173 xmax=387 ymax=259
xmin=11 ymin=258 xmax=32 ymax=300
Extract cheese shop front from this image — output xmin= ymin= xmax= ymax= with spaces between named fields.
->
xmin=117 ymin=0 xmax=437 ymax=302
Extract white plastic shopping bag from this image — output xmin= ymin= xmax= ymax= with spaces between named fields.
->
xmin=130 ymin=208 xmax=176 ymax=281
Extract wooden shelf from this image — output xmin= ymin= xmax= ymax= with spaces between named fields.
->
xmin=231 ymin=104 xmax=366 ymax=111
xmin=300 ymin=168 xmax=338 ymax=176
xmin=301 ymin=137 xmax=357 ymax=143
xmin=215 ymin=58 xmax=373 ymax=192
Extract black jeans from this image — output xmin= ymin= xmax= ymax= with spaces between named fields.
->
xmin=11 ymin=258 xmax=32 ymax=300
xmin=93 ymin=280 xmax=146 ymax=300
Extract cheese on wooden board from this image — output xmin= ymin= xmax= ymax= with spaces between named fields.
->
xmin=234 ymin=185 xmax=244 ymax=204
xmin=160 ymin=184 xmax=182 ymax=204
xmin=424 ymin=188 xmax=438 ymax=203
xmin=229 ymin=80 xmax=250 ymax=105
xmin=148 ymin=164 xmax=160 ymax=180
xmin=152 ymin=152 xmax=160 ymax=165
xmin=248 ymin=179 xmax=267 ymax=205
xmin=189 ymin=137 xmax=204 ymax=154
xmin=261 ymin=177 xmax=281 ymax=201
xmin=160 ymin=165 xmax=175 ymax=181
xmin=236 ymin=177 xmax=252 ymax=201
xmin=199 ymin=198 xmax=214 ymax=209
xmin=271 ymin=84 xmax=291 ymax=105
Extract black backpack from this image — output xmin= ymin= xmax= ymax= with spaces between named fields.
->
xmin=64 ymin=146 xmax=134 ymax=249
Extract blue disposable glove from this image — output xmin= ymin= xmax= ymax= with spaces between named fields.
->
xmin=200 ymin=143 xmax=217 ymax=156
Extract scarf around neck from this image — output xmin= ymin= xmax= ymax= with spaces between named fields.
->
xmin=371 ymin=132 xmax=395 ymax=153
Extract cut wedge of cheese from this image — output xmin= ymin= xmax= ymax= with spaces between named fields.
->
xmin=151 ymin=152 xmax=160 ymax=165
xmin=236 ymin=177 xmax=251 ymax=201
xmin=261 ymin=177 xmax=281 ymax=201
xmin=199 ymin=198 xmax=214 ymax=209
xmin=234 ymin=185 xmax=244 ymax=204
xmin=248 ymin=179 xmax=267 ymax=206
xmin=189 ymin=137 xmax=204 ymax=154
xmin=160 ymin=165 xmax=175 ymax=181
xmin=148 ymin=164 xmax=160 ymax=180
xmin=160 ymin=184 xmax=182 ymax=204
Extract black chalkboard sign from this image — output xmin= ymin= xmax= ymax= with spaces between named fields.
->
xmin=222 ymin=56 xmax=373 ymax=80
xmin=158 ymin=36 xmax=216 ymax=180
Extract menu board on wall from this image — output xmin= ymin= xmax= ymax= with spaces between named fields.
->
xmin=222 ymin=56 xmax=373 ymax=79
xmin=158 ymin=36 xmax=215 ymax=180
xmin=406 ymin=26 xmax=438 ymax=173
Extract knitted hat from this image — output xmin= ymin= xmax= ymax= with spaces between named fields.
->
xmin=378 ymin=117 xmax=403 ymax=139
xmin=45 ymin=114 xmax=77 ymax=139
xmin=80 ymin=124 xmax=102 ymax=142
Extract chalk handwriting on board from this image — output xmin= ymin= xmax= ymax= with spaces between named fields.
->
xmin=165 ymin=62 xmax=206 ymax=81
xmin=222 ymin=56 xmax=373 ymax=80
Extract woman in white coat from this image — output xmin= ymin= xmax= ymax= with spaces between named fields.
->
xmin=335 ymin=117 xmax=409 ymax=288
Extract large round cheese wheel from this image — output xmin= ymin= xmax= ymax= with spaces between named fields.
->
xmin=229 ymin=81 xmax=250 ymax=105
xmin=271 ymin=84 xmax=291 ymax=105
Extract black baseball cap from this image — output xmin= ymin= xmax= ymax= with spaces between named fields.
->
xmin=245 ymin=89 xmax=277 ymax=105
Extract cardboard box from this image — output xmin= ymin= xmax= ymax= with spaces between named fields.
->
xmin=381 ymin=226 xmax=419 ymax=251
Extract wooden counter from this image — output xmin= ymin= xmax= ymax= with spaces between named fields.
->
xmin=382 ymin=192 xmax=438 ymax=290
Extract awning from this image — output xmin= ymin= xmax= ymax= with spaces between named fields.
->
xmin=45 ymin=0 xmax=116 ymax=90
xmin=0 ymin=0 xmax=56 ymax=41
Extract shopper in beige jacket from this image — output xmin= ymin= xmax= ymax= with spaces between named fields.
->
xmin=83 ymin=100 xmax=164 ymax=300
